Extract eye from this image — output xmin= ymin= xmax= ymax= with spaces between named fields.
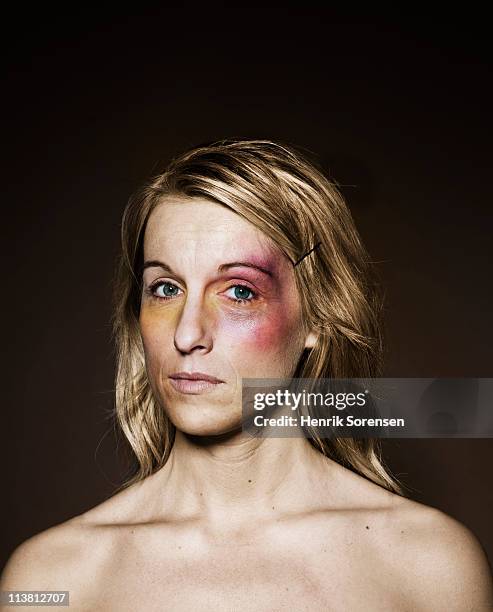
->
xmin=225 ymin=284 xmax=257 ymax=304
xmin=148 ymin=281 xmax=182 ymax=300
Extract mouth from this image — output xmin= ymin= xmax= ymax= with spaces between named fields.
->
xmin=168 ymin=372 xmax=225 ymax=395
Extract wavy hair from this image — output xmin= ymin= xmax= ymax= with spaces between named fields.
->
xmin=111 ymin=139 xmax=403 ymax=494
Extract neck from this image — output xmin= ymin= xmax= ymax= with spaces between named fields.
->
xmin=147 ymin=428 xmax=338 ymax=526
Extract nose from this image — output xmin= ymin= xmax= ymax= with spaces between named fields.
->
xmin=173 ymin=289 xmax=213 ymax=355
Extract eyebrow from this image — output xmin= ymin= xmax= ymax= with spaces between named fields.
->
xmin=142 ymin=260 xmax=274 ymax=278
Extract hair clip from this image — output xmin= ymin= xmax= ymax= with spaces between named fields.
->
xmin=293 ymin=241 xmax=322 ymax=267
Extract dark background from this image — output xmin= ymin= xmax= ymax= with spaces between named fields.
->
xmin=2 ymin=7 xmax=492 ymax=570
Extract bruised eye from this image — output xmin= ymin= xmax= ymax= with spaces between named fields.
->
xmin=225 ymin=285 xmax=256 ymax=304
xmin=145 ymin=281 xmax=257 ymax=305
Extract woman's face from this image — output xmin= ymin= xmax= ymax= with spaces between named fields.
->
xmin=140 ymin=197 xmax=316 ymax=436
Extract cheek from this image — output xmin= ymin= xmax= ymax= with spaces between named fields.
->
xmin=139 ymin=305 xmax=177 ymax=353
xmin=219 ymin=306 xmax=301 ymax=355
xmin=139 ymin=299 xmax=303 ymax=358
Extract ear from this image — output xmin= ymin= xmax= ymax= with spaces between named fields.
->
xmin=304 ymin=329 xmax=318 ymax=349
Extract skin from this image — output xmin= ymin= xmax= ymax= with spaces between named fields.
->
xmin=139 ymin=197 xmax=318 ymax=437
xmin=1 ymin=198 xmax=492 ymax=611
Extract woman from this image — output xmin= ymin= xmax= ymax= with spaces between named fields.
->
xmin=2 ymin=140 xmax=492 ymax=611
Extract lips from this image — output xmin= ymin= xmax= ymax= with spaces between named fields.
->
xmin=168 ymin=371 xmax=224 ymax=395
xmin=169 ymin=371 xmax=224 ymax=383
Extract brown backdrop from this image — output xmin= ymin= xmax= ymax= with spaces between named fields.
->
xmin=2 ymin=8 xmax=492 ymax=570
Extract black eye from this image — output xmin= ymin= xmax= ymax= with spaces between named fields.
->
xmin=226 ymin=285 xmax=255 ymax=302
xmin=234 ymin=286 xmax=252 ymax=299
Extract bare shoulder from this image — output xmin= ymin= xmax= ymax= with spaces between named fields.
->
xmin=325 ymin=465 xmax=493 ymax=610
xmin=0 ymin=490 xmax=134 ymax=610
xmin=2 ymin=519 xmax=82 ymax=584
xmin=384 ymin=496 xmax=493 ymax=611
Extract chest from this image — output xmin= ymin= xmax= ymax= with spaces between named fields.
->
xmin=89 ymin=537 xmax=411 ymax=611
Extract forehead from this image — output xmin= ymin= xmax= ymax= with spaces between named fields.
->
xmin=144 ymin=198 xmax=286 ymax=269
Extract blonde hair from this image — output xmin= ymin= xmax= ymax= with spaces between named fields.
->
xmin=111 ymin=139 xmax=403 ymax=494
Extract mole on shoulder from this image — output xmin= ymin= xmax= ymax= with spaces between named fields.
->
xmin=365 ymin=525 xmax=370 ymax=530
xmin=248 ymin=479 xmax=252 ymax=483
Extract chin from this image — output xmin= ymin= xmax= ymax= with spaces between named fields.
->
xmin=167 ymin=404 xmax=243 ymax=438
